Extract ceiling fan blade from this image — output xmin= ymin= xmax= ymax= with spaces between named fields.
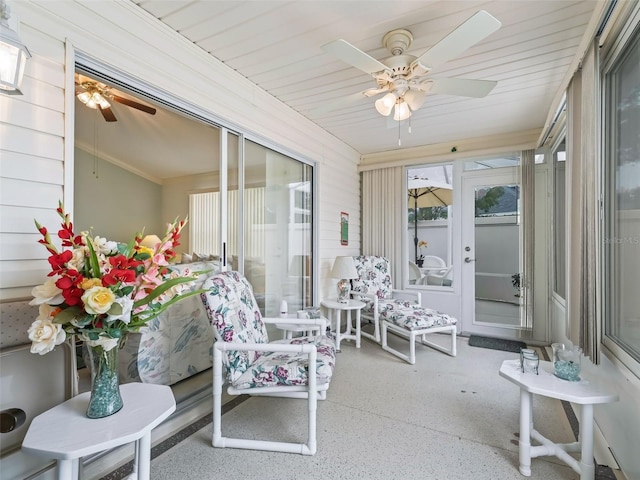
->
xmin=321 ymin=39 xmax=389 ymax=75
xmin=430 ymin=78 xmax=497 ymax=98
xmin=112 ymin=95 xmax=157 ymax=115
xmin=414 ymin=10 xmax=501 ymax=69
xmin=99 ymin=106 xmax=117 ymax=122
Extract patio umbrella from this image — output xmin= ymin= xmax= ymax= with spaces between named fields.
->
xmin=408 ymin=178 xmax=453 ymax=262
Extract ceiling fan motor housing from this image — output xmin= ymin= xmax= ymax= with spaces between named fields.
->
xmin=382 ymin=28 xmax=413 ymax=56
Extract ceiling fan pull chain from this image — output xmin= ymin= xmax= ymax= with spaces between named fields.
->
xmin=398 ymin=119 xmax=402 ymax=146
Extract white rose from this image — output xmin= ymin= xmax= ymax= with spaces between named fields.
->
xmin=91 ymin=236 xmax=118 ymax=256
xmin=81 ymin=334 xmax=120 ymax=352
xmin=107 ymin=296 xmax=134 ymax=324
xmin=29 ymin=279 xmax=64 ymax=305
xmin=28 ymin=318 xmax=66 ymax=355
xmin=66 ymin=247 xmax=87 ymax=272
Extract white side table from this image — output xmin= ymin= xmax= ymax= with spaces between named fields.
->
xmin=275 ymin=313 xmax=326 ymax=339
xmin=320 ymin=299 xmax=365 ymax=350
xmin=22 ymin=383 xmax=176 ymax=480
xmin=499 ymin=359 xmax=618 ymax=480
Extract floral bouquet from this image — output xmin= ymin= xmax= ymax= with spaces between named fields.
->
xmin=27 ymin=202 xmax=201 ymax=355
xmin=417 ymin=240 xmax=428 ymax=260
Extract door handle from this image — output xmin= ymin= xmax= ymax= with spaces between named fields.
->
xmin=464 ymin=257 xmax=476 ymax=263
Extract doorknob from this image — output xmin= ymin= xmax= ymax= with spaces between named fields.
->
xmin=464 ymin=257 xmax=476 ymax=263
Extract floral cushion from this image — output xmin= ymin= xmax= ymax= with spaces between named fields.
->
xmin=119 ymin=261 xmax=218 ymax=385
xmin=231 ymin=335 xmax=336 ymax=390
xmin=380 ymin=301 xmax=457 ymax=331
xmin=350 ymin=255 xmax=393 ymax=312
xmin=201 ymin=271 xmax=336 ymax=389
xmin=201 ymin=271 xmax=269 ymax=384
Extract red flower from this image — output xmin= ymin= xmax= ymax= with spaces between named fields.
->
xmin=47 ymin=250 xmax=73 ymax=276
xmin=56 ymin=270 xmax=85 ymax=306
xmin=102 ymin=255 xmax=141 ymax=285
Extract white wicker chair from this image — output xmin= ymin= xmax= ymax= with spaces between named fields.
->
xmin=201 ymin=271 xmax=336 ymax=455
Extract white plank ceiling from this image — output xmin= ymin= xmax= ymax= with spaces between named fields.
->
xmin=135 ymin=0 xmax=599 ymax=153
xmin=76 ymin=1 xmax=602 ymax=177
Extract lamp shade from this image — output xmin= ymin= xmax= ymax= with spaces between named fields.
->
xmin=374 ymin=92 xmax=395 ymax=116
xmin=0 ymin=2 xmax=31 ymax=95
xmin=330 ymin=256 xmax=358 ymax=280
xmin=393 ymin=99 xmax=412 ymax=121
xmin=140 ymin=234 xmax=162 ymax=248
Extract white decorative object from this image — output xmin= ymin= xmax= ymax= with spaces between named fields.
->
xmin=330 ymin=256 xmax=358 ymax=303
xmin=279 ymin=300 xmax=288 ymax=318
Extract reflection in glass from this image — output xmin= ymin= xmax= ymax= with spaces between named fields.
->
xmin=605 ymin=31 xmax=640 ymax=361
xmin=474 ymin=184 xmax=522 ymax=326
xmin=407 ymin=164 xmax=453 ymax=287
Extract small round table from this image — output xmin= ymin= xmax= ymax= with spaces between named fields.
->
xmin=320 ymin=299 xmax=366 ymax=350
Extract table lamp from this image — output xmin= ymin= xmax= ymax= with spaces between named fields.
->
xmin=140 ymin=234 xmax=161 ymax=248
xmin=330 ymin=256 xmax=358 ymax=303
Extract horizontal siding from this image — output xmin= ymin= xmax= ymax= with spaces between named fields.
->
xmin=0 ymin=233 xmax=49 ymax=261
xmin=0 ymin=152 xmax=64 ymax=185
xmin=0 ymin=206 xmax=61 ymax=234
xmin=1 ymin=4 xmax=67 ymax=302
xmin=0 ymin=178 xmax=63 ymax=209
xmin=0 ymin=124 xmax=64 ymax=160
xmin=0 ymin=259 xmax=49 ymax=289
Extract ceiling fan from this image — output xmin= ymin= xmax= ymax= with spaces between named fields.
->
xmin=321 ymin=10 xmax=502 ymax=121
xmin=74 ymin=76 xmax=157 ymax=122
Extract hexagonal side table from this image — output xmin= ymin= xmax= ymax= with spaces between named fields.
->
xmin=22 ymin=383 xmax=175 ymax=480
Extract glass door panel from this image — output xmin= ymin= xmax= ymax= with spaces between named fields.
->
xmin=462 ymin=170 xmax=525 ymax=338
xmin=245 ymin=140 xmax=313 ymax=316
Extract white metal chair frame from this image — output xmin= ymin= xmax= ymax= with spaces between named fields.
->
xmin=202 ymin=271 xmax=335 ymax=456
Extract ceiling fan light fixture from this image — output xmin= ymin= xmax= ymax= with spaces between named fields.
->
xmin=375 ymin=92 xmax=396 ymax=116
xmin=404 ymin=89 xmax=427 ymax=111
xmin=393 ymin=99 xmax=412 ymax=121
xmin=77 ymin=90 xmax=111 ymax=110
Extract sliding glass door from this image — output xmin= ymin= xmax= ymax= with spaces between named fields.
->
xmin=74 ymin=68 xmax=315 ymax=318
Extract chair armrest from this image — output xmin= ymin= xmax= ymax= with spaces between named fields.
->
xmin=391 ymin=289 xmax=421 ymax=304
xmin=263 ymin=316 xmax=327 ymax=334
xmin=214 ymin=341 xmax=317 ymax=355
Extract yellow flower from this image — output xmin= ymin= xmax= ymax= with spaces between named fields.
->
xmin=418 ymin=240 xmax=428 ymax=248
xmin=81 ymin=278 xmax=103 ymax=290
xmin=138 ymin=245 xmax=154 ymax=256
xmin=81 ymin=286 xmax=116 ymax=315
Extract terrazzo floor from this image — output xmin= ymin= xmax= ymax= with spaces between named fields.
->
xmin=103 ymin=334 xmax=619 ymax=480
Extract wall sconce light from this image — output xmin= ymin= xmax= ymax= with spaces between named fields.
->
xmin=0 ymin=0 xmax=31 ymax=95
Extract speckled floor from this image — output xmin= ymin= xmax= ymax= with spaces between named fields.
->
xmin=104 ymin=335 xmax=618 ymax=480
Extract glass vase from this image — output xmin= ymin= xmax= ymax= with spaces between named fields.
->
xmin=86 ymin=343 xmax=123 ymax=418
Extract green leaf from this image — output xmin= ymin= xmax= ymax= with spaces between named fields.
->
xmin=129 ymin=289 xmax=206 ymax=328
xmin=107 ymin=302 xmax=123 ymax=316
xmin=132 ymin=276 xmax=198 ymax=310
xmin=52 ymin=306 xmax=83 ymax=324
xmin=85 ymin=239 xmax=102 ymax=279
